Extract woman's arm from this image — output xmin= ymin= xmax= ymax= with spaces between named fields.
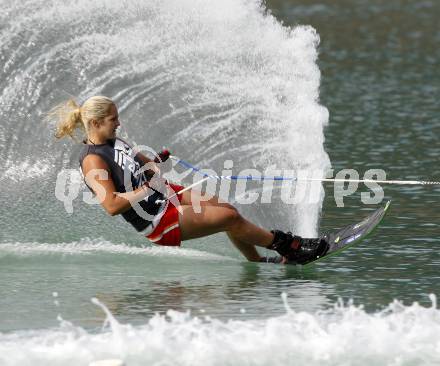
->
xmin=136 ymin=152 xmax=160 ymax=180
xmin=81 ymin=154 xmax=149 ymax=216
xmin=135 ymin=151 xmax=154 ymax=165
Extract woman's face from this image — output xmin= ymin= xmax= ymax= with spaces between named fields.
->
xmin=97 ymin=104 xmax=120 ymax=139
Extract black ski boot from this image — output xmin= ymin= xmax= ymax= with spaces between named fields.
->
xmin=268 ymin=230 xmax=329 ymax=265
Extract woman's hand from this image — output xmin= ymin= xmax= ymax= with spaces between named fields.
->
xmin=154 ymin=148 xmax=171 ymax=163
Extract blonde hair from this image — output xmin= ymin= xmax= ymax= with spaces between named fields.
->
xmin=50 ymin=96 xmax=115 ymax=140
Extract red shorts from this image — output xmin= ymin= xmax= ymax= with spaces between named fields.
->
xmin=146 ymin=183 xmax=184 ymax=246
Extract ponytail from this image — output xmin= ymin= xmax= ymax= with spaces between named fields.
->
xmin=49 ymin=99 xmax=85 ymax=140
xmin=48 ymin=96 xmax=114 ymax=141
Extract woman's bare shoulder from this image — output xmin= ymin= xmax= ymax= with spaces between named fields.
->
xmin=82 ymin=153 xmax=109 ymax=171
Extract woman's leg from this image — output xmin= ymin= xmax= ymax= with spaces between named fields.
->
xmin=181 ymin=189 xmax=261 ymax=261
xmin=179 ymin=189 xmax=274 ymax=260
xmin=183 ymin=190 xmax=275 ymax=242
xmin=179 ymin=189 xmax=232 ymax=208
xmin=225 ymin=232 xmax=261 ymax=261
xmin=178 ymin=196 xmax=274 ymax=261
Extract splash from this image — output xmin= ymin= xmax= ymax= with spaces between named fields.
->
xmin=1 ymin=294 xmax=440 ymax=366
xmin=0 ymin=0 xmax=330 ymax=236
xmin=0 ymin=238 xmax=233 ymax=261
xmin=1 ymin=158 xmax=52 ymax=182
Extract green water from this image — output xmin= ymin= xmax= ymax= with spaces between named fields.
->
xmin=272 ymin=0 xmax=440 ymax=308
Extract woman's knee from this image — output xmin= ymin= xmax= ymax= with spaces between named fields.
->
xmin=221 ymin=206 xmax=242 ymax=229
xmin=222 ymin=202 xmax=237 ymax=211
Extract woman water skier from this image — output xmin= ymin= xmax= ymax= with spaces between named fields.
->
xmin=52 ymin=96 xmax=328 ymax=264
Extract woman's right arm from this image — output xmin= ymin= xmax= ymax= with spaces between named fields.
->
xmin=81 ymin=154 xmax=148 ymax=216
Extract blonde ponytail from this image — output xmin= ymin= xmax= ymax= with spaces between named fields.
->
xmin=48 ymin=99 xmax=84 ymax=140
xmin=49 ymin=96 xmax=115 ymax=141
